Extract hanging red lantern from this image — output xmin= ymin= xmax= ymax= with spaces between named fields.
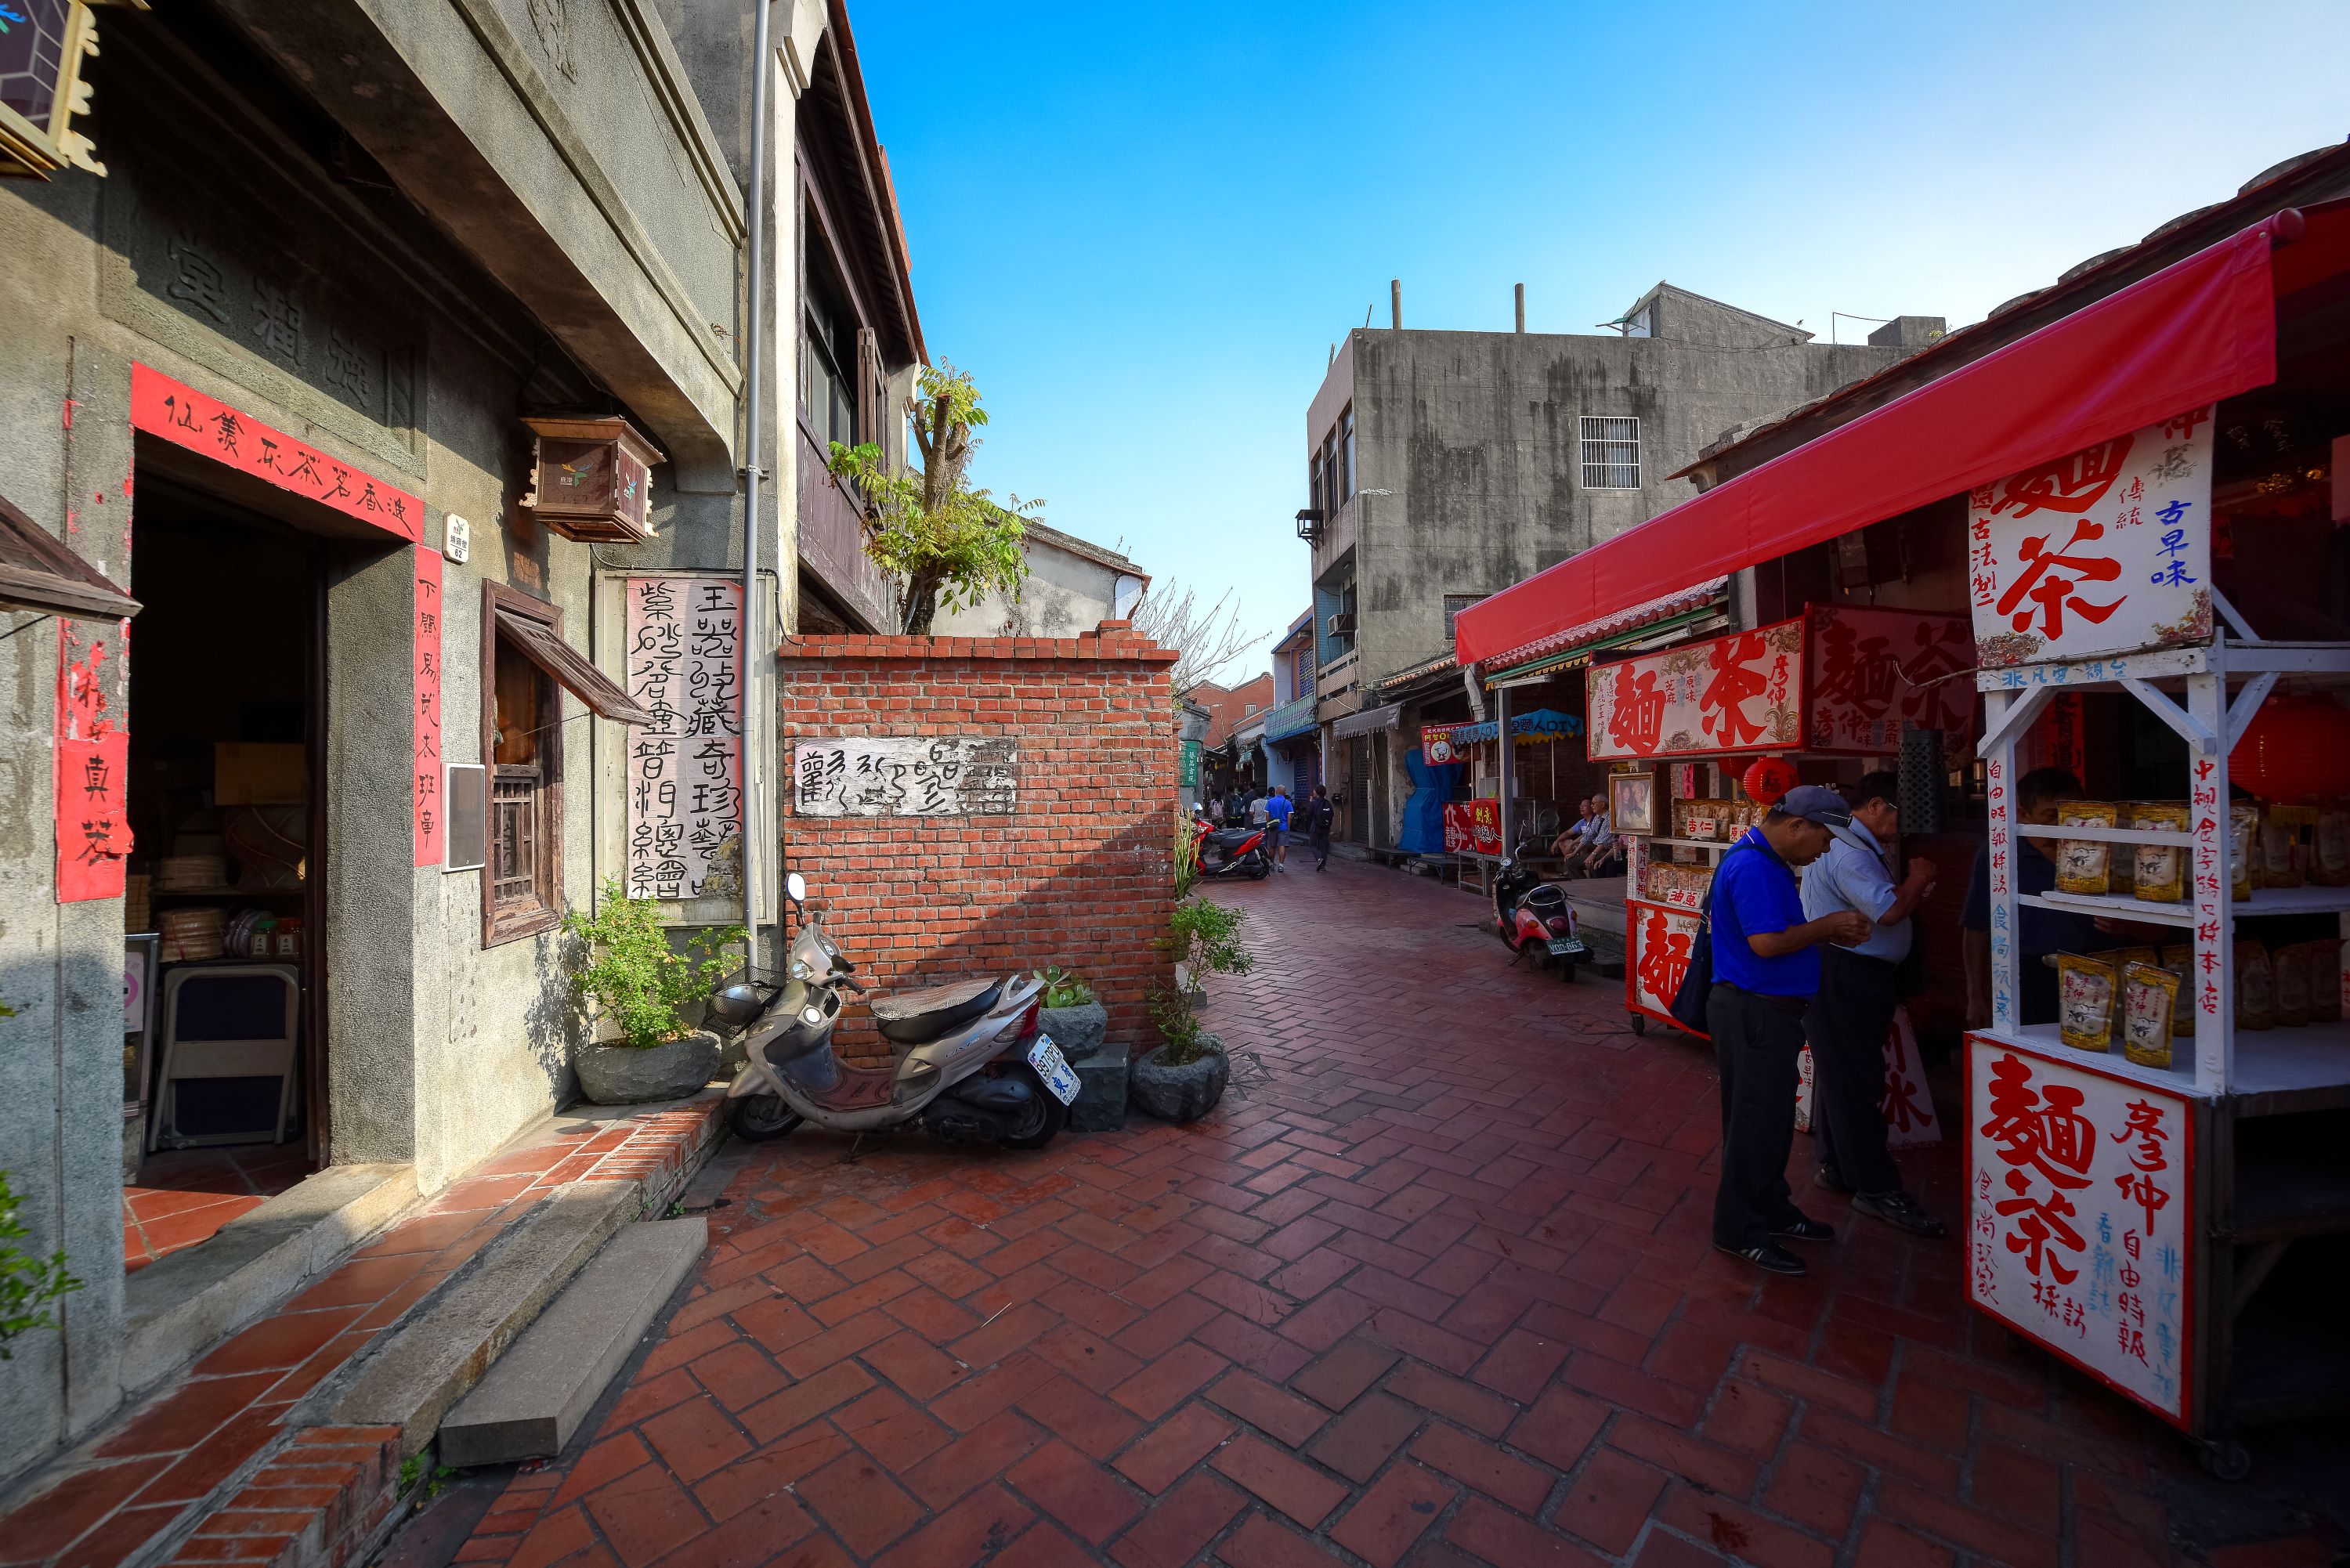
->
xmin=2231 ymin=694 xmax=2350 ymax=803
xmin=1742 ymin=757 xmax=1798 ymax=807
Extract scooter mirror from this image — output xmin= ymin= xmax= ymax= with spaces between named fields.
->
xmin=785 ymin=872 xmax=807 ymax=904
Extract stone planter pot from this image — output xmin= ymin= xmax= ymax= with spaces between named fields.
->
xmin=1040 ymin=999 xmax=1108 ymax=1062
xmin=1130 ymin=1034 xmax=1229 ymax=1124
xmin=576 ymin=1030 xmax=722 ymax=1105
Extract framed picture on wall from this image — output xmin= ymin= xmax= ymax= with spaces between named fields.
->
xmin=1610 ymin=771 xmax=1658 ymax=836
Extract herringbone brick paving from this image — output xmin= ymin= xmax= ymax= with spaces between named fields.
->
xmin=456 ymin=862 xmax=2328 ymax=1568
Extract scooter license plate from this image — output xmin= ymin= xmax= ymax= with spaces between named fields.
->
xmin=1027 ymin=1035 xmax=1081 ymax=1105
xmin=1547 ymin=938 xmax=1586 ymax=956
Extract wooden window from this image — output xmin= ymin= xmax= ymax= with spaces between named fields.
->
xmin=481 ymin=583 xmax=562 ymax=945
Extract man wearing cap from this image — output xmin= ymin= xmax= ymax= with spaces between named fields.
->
xmin=1707 ymin=786 xmax=1876 ymax=1277
xmin=1801 ymin=772 xmax=1945 ymax=1238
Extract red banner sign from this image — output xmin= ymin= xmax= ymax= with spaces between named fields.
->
xmin=131 ymin=363 xmax=423 ymax=543
xmin=414 ymin=548 xmax=443 ymax=866
xmin=1805 ymin=603 xmax=1976 ymax=753
xmin=1625 ymin=898 xmax=1701 ymax=1031
xmin=1587 ymin=617 xmax=1805 ymax=761
xmin=56 ymin=620 xmax=130 ymax=902
xmin=1441 ymin=799 xmax=1502 ymax=856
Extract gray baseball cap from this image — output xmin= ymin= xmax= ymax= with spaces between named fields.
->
xmin=1776 ymin=784 xmax=1852 ymax=828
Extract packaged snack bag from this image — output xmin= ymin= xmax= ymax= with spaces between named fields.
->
xmin=2120 ymin=964 xmax=2180 ymax=1069
xmin=2315 ymin=807 xmax=2350 ymax=887
xmin=2304 ymin=938 xmax=2343 ymax=1023
xmin=2260 ymin=807 xmax=2309 ymax=889
xmin=2108 ymin=804 xmax=2138 ymax=897
xmin=2236 ymin=941 xmax=2274 ymax=1031
xmin=2104 ymin=945 xmax=2158 ymax=973
xmin=2272 ymin=943 xmax=2311 ymax=1028
xmin=2057 ymin=954 xmax=2117 ymax=1052
xmin=2130 ymin=803 xmax=2189 ymax=902
xmin=2055 ymin=803 xmax=2117 ymax=896
xmin=2229 ymin=804 xmax=2259 ymax=900
xmin=2160 ymin=944 xmax=2196 ymax=1037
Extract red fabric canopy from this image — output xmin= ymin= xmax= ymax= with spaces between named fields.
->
xmin=1455 ymin=209 xmax=2335 ymax=669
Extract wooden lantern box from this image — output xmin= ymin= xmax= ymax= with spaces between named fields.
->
xmin=519 ymin=415 xmax=663 ymax=544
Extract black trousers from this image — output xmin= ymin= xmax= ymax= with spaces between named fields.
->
xmin=1708 ymin=984 xmax=1811 ymax=1249
xmin=1807 ymin=947 xmax=1904 ymax=1196
xmin=1310 ymin=828 xmax=1330 ymax=868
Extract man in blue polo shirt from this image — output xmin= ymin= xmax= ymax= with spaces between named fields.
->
xmin=1708 ymin=786 xmax=1875 ymax=1277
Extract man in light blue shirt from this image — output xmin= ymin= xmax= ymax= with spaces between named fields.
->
xmin=1799 ymin=771 xmax=1943 ymax=1237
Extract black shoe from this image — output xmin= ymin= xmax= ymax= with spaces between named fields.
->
xmin=1815 ymin=1164 xmax=1853 ymax=1194
xmin=1772 ymin=1216 xmax=1836 ymax=1243
xmin=1853 ymin=1190 xmax=1947 ymax=1238
xmin=1716 ymin=1241 xmax=1806 ymax=1277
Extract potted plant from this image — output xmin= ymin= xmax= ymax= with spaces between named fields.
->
xmin=562 ymin=879 xmax=745 ymax=1104
xmin=1132 ymin=810 xmax=1252 ymax=1123
xmin=1037 ymin=966 xmax=1107 ymax=1061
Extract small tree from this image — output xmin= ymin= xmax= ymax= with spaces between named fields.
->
xmin=829 ymin=363 xmax=1038 ymax=636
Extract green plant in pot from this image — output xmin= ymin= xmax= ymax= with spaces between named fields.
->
xmin=0 ymin=1168 xmax=81 ymax=1361
xmin=1037 ymin=966 xmax=1108 ymax=1062
xmin=563 ymin=879 xmax=745 ymax=1105
xmin=1132 ymin=819 xmax=1252 ymax=1122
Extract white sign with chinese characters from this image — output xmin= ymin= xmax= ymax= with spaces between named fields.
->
xmin=1969 ymin=406 xmax=2215 ymax=669
xmin=794 ymin=737 xmax=1020 ymax=817
xmin=624 ymin=577 xmax=744 ymax=900
xmin=1967 ymin=1039 xmax=2193 ymax=1425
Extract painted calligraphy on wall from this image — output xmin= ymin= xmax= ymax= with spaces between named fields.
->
xmin=624 ymin=577 xmax=744 ymax=898
xmin=414 ymin=548 xmax=443 ymax=866
xmin=55 ymin=619 xmax=130 ymax=902
xmin=1966 ymin=1039 xmax=2193 ymax=1425
xmin=1969 ymin=406 xmax=2214 ymax=669
xmin=1586 ymin=618 xmax=1804 ymax=761
xmin=794 ymin=736 xmax=1019 ymax=818
xmin=1441 ymin=799 xmax=1501 ymax=857
xmin=1806 ymin=605 xmax=1974 ymax=753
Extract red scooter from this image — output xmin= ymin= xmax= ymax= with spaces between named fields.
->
xmin=1493 ymin=856 xmax=1584 ymax=980
xmin=1190 ymin=807 xmax=1272 ymax=880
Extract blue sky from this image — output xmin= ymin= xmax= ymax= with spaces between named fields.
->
xmin=852 ymin=2 xmax=2345 ymax=681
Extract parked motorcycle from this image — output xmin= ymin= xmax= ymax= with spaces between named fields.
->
xmin=1190 ymin=812 xmax=1272 ymax=880
xmin=1493 ymin=856 xmax=1585 ymax=980
xmin=707 ymin=874 xmax=1082 ymax=1147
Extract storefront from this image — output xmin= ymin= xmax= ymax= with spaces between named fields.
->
xmin=1455 ymin=200 xmax=2350 ymax=1469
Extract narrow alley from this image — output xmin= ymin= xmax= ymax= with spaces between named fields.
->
xmin=444 ymin=862 xmax=2327 ymax=1568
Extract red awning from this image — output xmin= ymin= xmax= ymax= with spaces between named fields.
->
xmin=1456 ymin=205 xmax=2350 ymax=669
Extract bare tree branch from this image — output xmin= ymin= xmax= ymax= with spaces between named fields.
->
xmin=1132 ymin=580 xmax=1260 ymax=699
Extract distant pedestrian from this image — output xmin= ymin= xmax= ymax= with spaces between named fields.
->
xmin=1802 ymin=772 xmax=1945 ymax=1237
xmin=1265 ymin=787 xmax=1294 ymax=872
xmin=1306 ymin=785 xmax=1334 ymax=871
xmin=1705 ymin=786 xmax=1875 ymax=1277
xmin=1248 ymin=790 xmax=1269 ymax=828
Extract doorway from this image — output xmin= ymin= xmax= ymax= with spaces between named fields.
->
xmin=121 ymin=486 xmax=326 ymax=1274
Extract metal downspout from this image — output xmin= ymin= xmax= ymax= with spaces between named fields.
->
xmin=741 ymin=0 xmax=774 ymax=961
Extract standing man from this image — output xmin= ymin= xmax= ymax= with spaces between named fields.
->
xmin=1265 ymin=786 xmax=1294 ymax=873
xmin=1306 ymin=785 xmax=1335 ymax=872
xmin=1707 ymin=786 xmax=1875 ymax=1277
xmin=1802 ymin=773 xmax=1944 ymax=1237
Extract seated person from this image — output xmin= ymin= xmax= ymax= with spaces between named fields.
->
xmin=1549 ymin=797 xmax=1596 ymax=862
xmin=1577 ymin=804 xmax=1623 ymax=877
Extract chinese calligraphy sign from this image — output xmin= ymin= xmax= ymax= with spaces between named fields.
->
xmin=1625 ymin=898 xmax=1701 ymax=1028
xmin=794 ymin=736 xmax=1020 ymax=818
xmin=129 ymin=363 xmax=422 ymax=543
xmin=1806 ymin=605 xmax=1975 ymax=753
xmin=625 ymin=578 xmax=744 ymax=898
xmin=1587 ymin=617 xmax=1805 ymax=761
xmin=1795 ymin=1006 xmax=1942 ymax=1148
xmin=1969 ymin=407 xmax=2214 ymax=668
xmin=414 ymin=549 xmax=443 ymax=867
xmin=56 ymin=619 xmax=131 ymax=902
xmin=1441 ymin=800 xmax=1502 ymax=857
xmin=1967 ymin=1038 xmax=2193 ymax=1425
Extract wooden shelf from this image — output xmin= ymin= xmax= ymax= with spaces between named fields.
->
xmin=2020 ymin=882 xmax=2350 ymax=929
xmin=1642 ymin=836 xmax=1735 ymax=851
xmin=1975 ymin=1021 xmax=2350 ymax=1105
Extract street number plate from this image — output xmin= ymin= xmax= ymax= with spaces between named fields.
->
xmin=1028 ymin=1034 xmax=1080 ymax=1105
xmin=1547 ymin=938 xmax=1586 ymax=956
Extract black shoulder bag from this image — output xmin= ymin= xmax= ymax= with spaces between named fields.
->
xmin=1666 ymin=842 xmax=1753 ymax=1034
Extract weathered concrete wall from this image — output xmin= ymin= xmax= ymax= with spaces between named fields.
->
xmin=931 ymin=526 xmax=1143 ymax=640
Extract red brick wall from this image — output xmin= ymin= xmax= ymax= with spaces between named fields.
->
xmin=779 ymin=622 xmax=1179 ymax=1064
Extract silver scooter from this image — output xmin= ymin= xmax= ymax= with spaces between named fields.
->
xmin=707 ymin=873 xmax=1080 ymax=1147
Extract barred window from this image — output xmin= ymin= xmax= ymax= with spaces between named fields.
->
xmin=1443 ymin=593 xmax=1487 ymax=640
xmin=1579 ymin=416 xmax=1641 ymax=490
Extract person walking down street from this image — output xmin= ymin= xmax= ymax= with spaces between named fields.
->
xmin=1706 ymin=786 xmax=1876 ymax=1277
xmin=1305 ymin=785 xmax=1335 ymax=871
xmin=1800 ymin=772 xmax=1946 ymax=1238
xmin=1265 ymin=787 xmax=1294 ymax=873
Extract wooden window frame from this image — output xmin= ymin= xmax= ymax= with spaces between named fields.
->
xmin=480 ymin=582 xmax=565 ymax=948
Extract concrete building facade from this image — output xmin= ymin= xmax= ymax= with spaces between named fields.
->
xmin=1300 ymin=284 xmax=1940 ymax=846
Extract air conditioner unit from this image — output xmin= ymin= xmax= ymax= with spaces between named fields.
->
xmin=1327 ymin=612 xmax=1357 ymax=638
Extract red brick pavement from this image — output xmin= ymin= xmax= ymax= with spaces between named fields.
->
xmin=456 ymin=862 xmax=2337 ymax=1568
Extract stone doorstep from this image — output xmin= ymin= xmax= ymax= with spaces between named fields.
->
xmin=122 ymin=1163 xmax=421 ymax=1396
xmin=437 ymin=1217 xmax=708 ymax=1467
xmin=1069 ymin=1040 xmax=1130 ymax=1133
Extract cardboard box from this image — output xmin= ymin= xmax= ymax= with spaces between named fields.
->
xmin=215 ymin=743 xmax=306 ymax=805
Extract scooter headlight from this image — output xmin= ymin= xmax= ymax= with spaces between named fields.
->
xmin=800 ymin=1004 xmax=825 ymax=1027
xmin=789 ymin=959 xmax=812 ymax=979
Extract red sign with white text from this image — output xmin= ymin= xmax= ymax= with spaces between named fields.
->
xmin=414 ymin=548 xmax=443 ymax=866
xmin=1441 ymin=799 xmax=1502 ymax=857
xmin=1587 ymin=617 xmax=1806 ymax=760
xmin=56 ymin=620 xmax=131 ymax=901
xmin=1806 ymin=604 xmax=1976 ymax=753
xmin=131 ymin=363 xmax=424 ymax=543
xmin=1624 ymin=898 xmax=1703 ymax=1034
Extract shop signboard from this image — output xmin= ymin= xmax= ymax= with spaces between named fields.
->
xmin=414 ymin=550 xmax=443 ymax=867
xmin=624 ymin=577 xmax=745 ymax=898
xmin=1965 ymin=1035 xmax=2193 ymax=1427
xmin=1426 ymin=710 xmax=1584 ymax=764
xmin=1587 ymin=618 xmax=1805 ymax=761
xmin=1441 ymin=799 xmax=1502 ymax=857
xmin=1806 ymin=605 xmax=1975 ymax=753
xmin=54 ymin=619 xmax=129 ymax=902
xmin=1624 ymin=898 xmax=1702 ymax=1032
xmin=1795 ymin=1006 xmax=1943 ymax=1149
xmin=1178 ymin=739 xmax=1201 ymax=789
xmin=1969 ymin=406 xmax=2214 ymax=669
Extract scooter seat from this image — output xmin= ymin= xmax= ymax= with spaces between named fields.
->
xmin=873 ymin=977 xmax=1003 ymax=1043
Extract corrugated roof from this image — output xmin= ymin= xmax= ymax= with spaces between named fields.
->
xmin=1483 ymin=577 xmax=1727 ymax=672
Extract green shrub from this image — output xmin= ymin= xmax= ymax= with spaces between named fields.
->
xmin=562 ymin=879 xmax=745 ymax=1050
xmin=1152 ymin=896 xmax=1253 ymax=1067
xmin=1039 ymin=966 xmax=1096 ymax=1009
xmin=0 ymin=1170 xmax=81 ymax=1360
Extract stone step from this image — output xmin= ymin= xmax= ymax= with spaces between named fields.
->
xmin=319 ymin=1183 xmax=638 ymax=1458
xmin=1069 ymin=1041 xmax=1128 ymax=1133
xmin=438 ymin=1216 xmax=707 ymax=1467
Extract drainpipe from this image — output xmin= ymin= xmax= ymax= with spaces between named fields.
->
xmin=1514 ymin=284 xmax=1524 ymax=333
xmin=741 ymin=0 xmax=774 ymax=960
xmin=1390 ymin=279 xmax=1402 ymax=330
xmin=1495 ymin=683 xmax=1514 ymax=864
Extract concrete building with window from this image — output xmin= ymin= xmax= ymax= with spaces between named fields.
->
xmin=1297 ymin=283 xmax=1938 ymax=847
